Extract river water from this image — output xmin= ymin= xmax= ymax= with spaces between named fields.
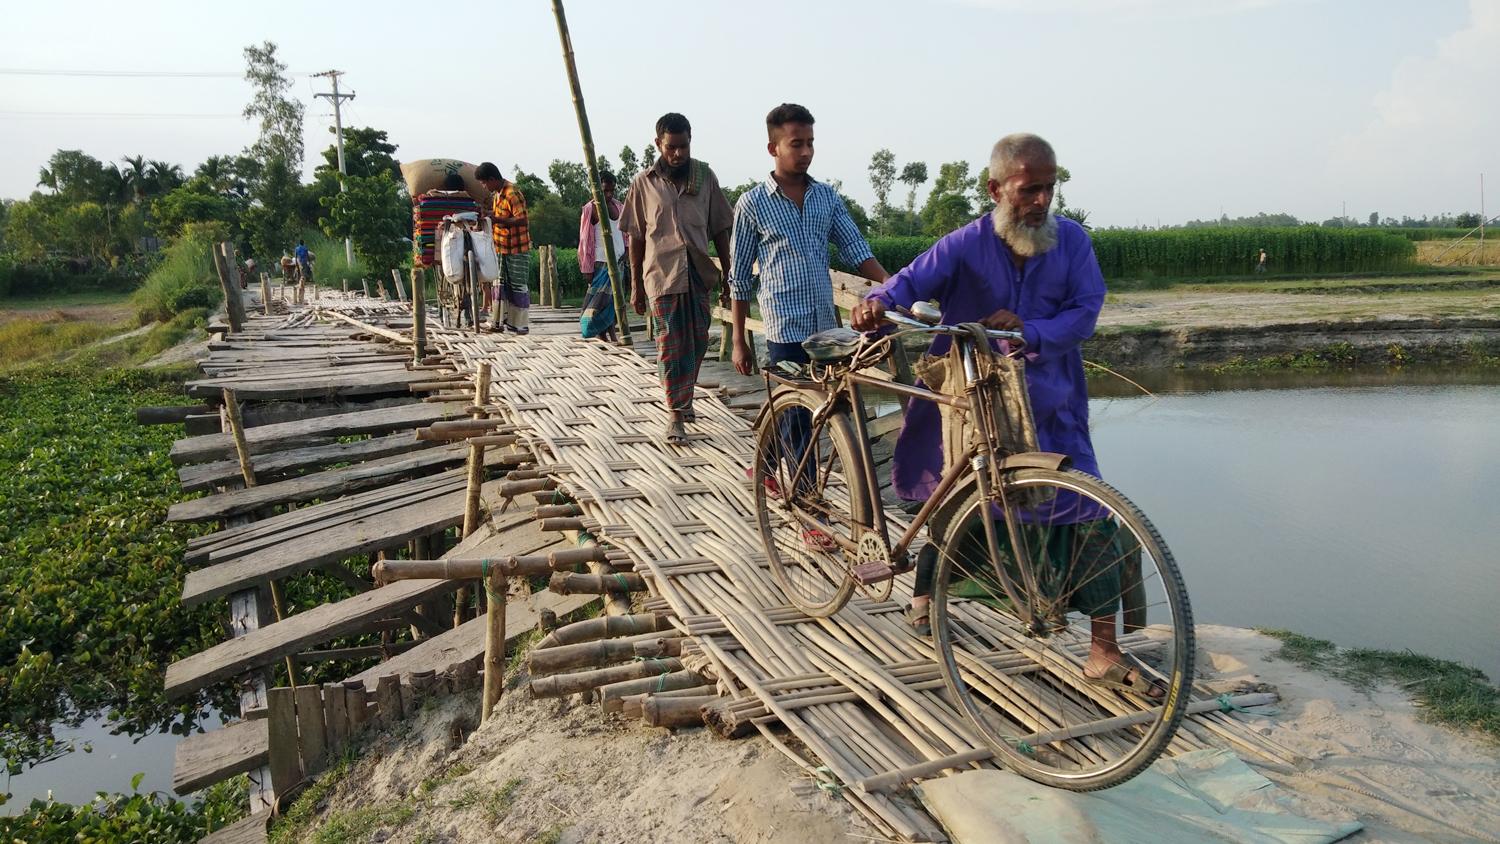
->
xmin=7 ymin=369 xmax=1497 ymax=812
xmin=1088 ymin=369 xmax=1500 ymax=681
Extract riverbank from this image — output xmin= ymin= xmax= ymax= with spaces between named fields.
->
xmin=268 ymin=624 xmax=1498 ymax=844
xmin=1089 ymin=270 xmax=1500 ymax=369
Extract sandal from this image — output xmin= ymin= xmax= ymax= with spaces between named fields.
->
xmin=744 ymin=466 xmax=781 ymax=499
xmin=904 ymin=604 xmax=932 ymax=638
xmin=664 ymin=417 xmax=689 ymax=446
xmin=1083 ymin=653 xmax=1167 ymax=701
xmin=801 ymin=526 xmax=837 ymax=552
xmin=682 ymin=409 xmax=696 ymax=424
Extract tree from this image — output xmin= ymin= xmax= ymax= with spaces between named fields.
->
xmin=617 ymin=146 xmax=640 ymax=186
xmin=641 ymin=144 xmax=656 ymax=172
xmin=898 ymin=161 xmax=927 ymax=220
xmin=146 ymin=160 xmax=185 ymax=197
xmin=511 ymin=166 xmax=552 ymax=204
xmin=547 ymin=159 xmax=592 ymax=209
xmin=153 ymin=178 xmax=239 ymax=239
xmin=308 ymin=127 xmax=403 ymax=231
xmin=919 ymin=162 xmax=973 ymax=236
xmin=526 ymin=193 xmax=576 ymax=248
xmin=320 ymin=172 xmax=409 ymax=279
xmin=240 ymin=154 xmax=302 ymax=261
xmin=973 ymin=171 xmax=994 ymax=215
xmin=3 ymin=200 xmax=53 ymax=261
xmin=1368 ymin=211 xmax=1380 ymax=227
xmin=722 ymin=180 xmax=757 ymax=208
xmin=1054 ymin=165 xmax=1072 ymax=212
xmin=242 ymin=41 xmax=304 ymax=170
xmin=36 ymin=150 xmax=111 ymax=205
xmin=1456 ymin=212 xmax=1482 ymax=229
xmin=867 ymin=149 xmax=896 ymax=223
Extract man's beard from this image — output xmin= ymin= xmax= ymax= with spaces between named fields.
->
xmin=660 ymin=157 xmax=690 ymax=179
xmin=993 ymin=203 xmax=1059 ymax=257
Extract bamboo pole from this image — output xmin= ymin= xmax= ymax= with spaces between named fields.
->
xmin=260 ymin=273 xmax=272 ymax=316
xmin=551 ymin=0 xmax=631 ymax=346
xmin=411 ymin=267 xmax=426 ymax=362
xmin=458 ymin=362 xmax=493 ymax=627
xmin=481 ymin=564 xmax=505 ymax=722
xmin=390 ymin=269 xmax=407 ymax=303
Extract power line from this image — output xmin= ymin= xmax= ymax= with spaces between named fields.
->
xmin=0 ymin=110 xmax=240 ymax=118
xmin=0 ymin=68 xmax=312 ymax=78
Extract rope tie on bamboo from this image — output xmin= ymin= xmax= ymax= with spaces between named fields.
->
xmin=613 ymin=573 xmax=629 ymax=593
xmin=480 ymin=559 xmax=504 ymax=603
xmin=1217 ymin=693 xmax=1278 ymax=716
xmin=812 ymin=766 xmax=843 ymax=797
xmin=576 ymin=530 xmax=596 ymax=547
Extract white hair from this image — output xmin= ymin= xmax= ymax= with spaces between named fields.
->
xmin=987 ymin=133 xmax=1056 ymax=183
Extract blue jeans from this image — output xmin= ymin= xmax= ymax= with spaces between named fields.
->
xmin=765 ymin=341 xmax=815 ymax=496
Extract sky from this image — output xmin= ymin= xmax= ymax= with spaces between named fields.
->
xmin=2 ymin=0 xmax=1496 ymax=229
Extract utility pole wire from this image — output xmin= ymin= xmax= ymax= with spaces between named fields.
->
xmin=312 ymin=70 xmax=357 ymax=266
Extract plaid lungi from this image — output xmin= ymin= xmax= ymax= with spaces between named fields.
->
xmin=491 ymin=252 xmax=531 ymax=334
xmin=651 ymin=288 xmax=710 ymax=413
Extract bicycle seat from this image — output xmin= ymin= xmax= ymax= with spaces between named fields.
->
xmin=802 ymin=327 xmax=863 ymax=363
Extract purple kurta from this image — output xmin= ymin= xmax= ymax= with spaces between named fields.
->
xmin=864 ymin=213 xmax=1106 ymax=501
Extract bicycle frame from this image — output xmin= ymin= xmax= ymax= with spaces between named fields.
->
xmin=763 ymin=332 xmax=999 ymax=550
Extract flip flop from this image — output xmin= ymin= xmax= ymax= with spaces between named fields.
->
xmin=1083 ymin=653 xmax=1167 ymax=701
xmin=744 ymin=466 xmax=781 ymax=499
xmin=664 ymin=418 xmax=689 ymax=446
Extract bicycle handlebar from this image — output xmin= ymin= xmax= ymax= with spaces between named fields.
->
xmin=882 ymin=309 xmax=1025 ymax=343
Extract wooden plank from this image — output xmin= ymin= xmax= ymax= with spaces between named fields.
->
xmin=375 ymin=675 xmax=403 ymax=726
xmin=169 ymin=442 xmax=471 ymax=521
xmin=183 ymin=367 xmax=430 ymax=401
xmin=322 ymin=682 xmax=348 ymax=753
xmin=165 ymin=578 xmax=466 ymax=698
xmin=181 ymin=479 xmax=505 ymax=605
xmin=186 ymin=469 xmax=463 ymax=558
xmin=166 ymin=513 xmax=529 ymax=697
xmin=294 ymin=685 xmax=327 ymax=776
xmin=171 ymin=718 xmax=269 ymax=795
xmin=171 ymin=401 xmax=464 ymax=465
xmin=199 ymin=814 xmax=269 ymax=844
xmin=265 ymin=688 xmax=300 ymax=797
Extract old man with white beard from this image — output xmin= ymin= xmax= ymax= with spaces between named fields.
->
xmin=850 ymin=135 xmax=1156 ymax=696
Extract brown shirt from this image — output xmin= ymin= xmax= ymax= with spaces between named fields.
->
xmin=620 ymin=159 xmax=734 ymax=300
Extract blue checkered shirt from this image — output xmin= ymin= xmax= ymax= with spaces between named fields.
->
xmin=729 ymin=175 xmax=875 ymax=344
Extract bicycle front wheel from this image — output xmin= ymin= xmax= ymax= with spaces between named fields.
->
xmin=930 ymin=467 xmax=1193 ymax=791
xmin=753 ymin=390 xmax=872 ymax=617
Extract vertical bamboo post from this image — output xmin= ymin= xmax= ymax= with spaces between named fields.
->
xmin=260 ymin=273 xmax=272 ymax=316
xmin=411 ymin=267 xmax=426 ymax=362
xmin=342 ymin=277 xmax=349 ymax=298
xmin=482 ymin=565 xmax=506 ymax=722
xmin=361 ymin=279 xmax=371 ymax=298
xmin=223 ymin=387 xmax=300 ymax=687
xmin=391 ymin=269 xmax=407 ymax=303
xmin=552 ymin=0 xmax=631 ymax=346
xmin=211 ymin=242 xmax=245 ymax=333
xmin=457 ymin=361 xmax=492 ymax=627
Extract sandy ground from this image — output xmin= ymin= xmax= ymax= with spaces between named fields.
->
xmin=284 ymin=626 xmax=1498 ymax=844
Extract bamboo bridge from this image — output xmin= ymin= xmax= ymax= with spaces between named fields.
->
xmin=156 ymin=267 xmax=1292 ymax=843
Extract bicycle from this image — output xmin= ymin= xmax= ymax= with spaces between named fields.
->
xmin=436 ymin=213 xmax=484 ymax=330
xmin=751 ymin=303 xmax=1193 ymax=790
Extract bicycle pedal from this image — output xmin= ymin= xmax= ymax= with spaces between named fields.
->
xmin=851 ymin=562 xmax=897 ymax=585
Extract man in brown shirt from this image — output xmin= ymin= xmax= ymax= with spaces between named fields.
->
xmin=620 ymin=112 xmax=734 ymax=445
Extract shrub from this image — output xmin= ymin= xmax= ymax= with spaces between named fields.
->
xmin=0 ymin=254 xmax=147 ymax=298
xmin=131 ymin=234 xmax=220 ymax=324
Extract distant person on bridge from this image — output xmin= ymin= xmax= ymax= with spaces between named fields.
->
xmin=294 ymin=240 xmax=315 ymax=283
xmin=476 ymin=162 xmax=532 ymax=335
xmin=621 ymin=112 xmax=735 ymax=446
xmin=729 ymin=103 xmax=889 ymax=547
xmin=1256 ymin=247 xmax=1268 ymax=273
xmin=852 ymin=133 xmax=1164 ymax=700
xmin=578 ymin=170 xmax=629 ymax=343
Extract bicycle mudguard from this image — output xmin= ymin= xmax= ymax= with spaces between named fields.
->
xmin=1000 ymin=452 xmax=1072 ymax=472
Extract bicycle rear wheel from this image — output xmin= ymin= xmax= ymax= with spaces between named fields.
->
xmin=930 ymin=467 xmax=1193 ymax=790
xmin=753 ymin=390 xmax=872 ymax=617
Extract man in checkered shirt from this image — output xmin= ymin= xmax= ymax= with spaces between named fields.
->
xmin=728 ymin=103 xmax=889 ymax=374
xmin=729 ymin=103 xmax=889 ymax=547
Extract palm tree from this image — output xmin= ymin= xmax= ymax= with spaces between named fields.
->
xmin=121 ymin=155 xmax=148 ymax=203
xmin=195 ymin=155 xmax=233 ymax=192
xmin=146 ymin=160 xmax=184 ymax=197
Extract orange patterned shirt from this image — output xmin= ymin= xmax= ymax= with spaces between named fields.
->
xmin=490 ymin=183 xmax=531 ymax=255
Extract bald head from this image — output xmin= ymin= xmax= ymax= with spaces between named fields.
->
xmin=988 ymin=133 xmax=1056 ymax=182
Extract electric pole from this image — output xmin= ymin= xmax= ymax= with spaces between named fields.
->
xmin=313 ymin=70 xmax=356 ymax=266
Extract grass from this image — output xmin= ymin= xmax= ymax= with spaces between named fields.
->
xmin=0 ymin=290 xmax=134 ymax=311
xmin=0 ymin=314 xmax=132 ymax=369
xmin=1257 ymin=628 xmax=1500 ymax=742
